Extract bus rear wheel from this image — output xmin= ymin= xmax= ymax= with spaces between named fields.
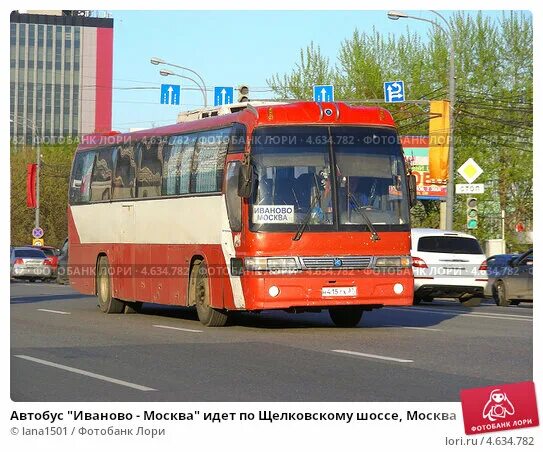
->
xmin=329 ymin=306 xmax=364 ymax=327
xmin=191 ymin=260 xmax=228 ymax=327
xmin=96 ymin=256 xmax=124 ymax=314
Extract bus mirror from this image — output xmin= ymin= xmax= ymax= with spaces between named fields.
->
xmin=238 ymin=163 xmax=256 ymax=198
xmin=408 ymin=174 xmax=417 ymax=206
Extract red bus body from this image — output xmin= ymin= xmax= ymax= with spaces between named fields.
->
xmin=68 ymin=102 xmax=413 ymax=316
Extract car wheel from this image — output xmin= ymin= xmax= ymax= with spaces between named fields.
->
xmin=329 ymin=306 xmax=364 ymax=327
xmin=493 ymin=281 xmax=510 ymax=307
xmin=96 ymin=256 xmax=125 ymax=314
xmin=191 ymin=260 xmax=228 ymax=327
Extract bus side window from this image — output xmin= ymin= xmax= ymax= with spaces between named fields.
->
xmin=137 ymin=138 xmax=163 ymax=198
xmin=162 ymin=134 xmax=195 ymax=195
xmin=112 ymin=144 xmax=136 ymax=200
xmin=225 ymin=161 xmax=242 ymax=232
xmin=192 ymin=128 xmax=230 ymax=193
xmin=90 ymin=147 xmax=115 ymax=202
xmin=69 ymin=151 xmax=96 ymax=204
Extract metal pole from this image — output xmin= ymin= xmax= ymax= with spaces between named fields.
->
xmin=35 ymin=132 xmax=40 ymax=229
xmin=430 ymin=11 xmax=456 ymax=230
xmin=501 ymin=209 xmax=506 ymax=253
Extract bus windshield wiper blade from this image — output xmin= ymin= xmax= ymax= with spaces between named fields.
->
xmin=293 ymin=174 xmax=322 ymax=241
xmin=348 ymin=192 xmax=381 ymax=242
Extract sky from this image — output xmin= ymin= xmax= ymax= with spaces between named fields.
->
xmin=110 ymin=10 xmax=514 ymax=132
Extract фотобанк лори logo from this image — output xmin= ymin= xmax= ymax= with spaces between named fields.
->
xmin=460 ymin=381 xmax=539 ymax=435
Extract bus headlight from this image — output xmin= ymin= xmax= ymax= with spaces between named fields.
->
xmin=374 ymin=256 xmax=411 ymax=268
xmin=244 ymin=257 xmax=300 ymax=272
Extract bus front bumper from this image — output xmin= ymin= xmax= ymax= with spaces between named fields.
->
xmin=240 ymin=270 xmax=414 ymax=310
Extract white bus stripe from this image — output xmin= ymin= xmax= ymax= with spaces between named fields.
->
xmin=14 ymin=355 xmax=157 ymax=391
xmin=37 ymin=309 xmax=71 ymax=315
xmin=332 ymin=349 xmax=413 ymax=363
xmin=153 ymin=324 xmax=203 ymax=333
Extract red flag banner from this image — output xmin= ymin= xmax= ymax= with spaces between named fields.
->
xmin=26 ymin=163 xmax=37 ymax=208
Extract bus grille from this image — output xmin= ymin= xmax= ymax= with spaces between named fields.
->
xmin=301 ymin=256 xmax=373 ymax=270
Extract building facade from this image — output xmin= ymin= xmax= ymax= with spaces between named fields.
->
xmin=10 ymin=10 xmax=113 ymax=143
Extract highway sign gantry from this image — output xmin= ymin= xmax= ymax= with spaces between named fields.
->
xmin=313 ymin=85 xmax=334 ymax=102
xmin=214 ymin=86 xmax=234 ymax=106
xmin=384 ymin=80 xmax=405 ymax=102
xmin=160 ymin=84 xmax=180 ymax=105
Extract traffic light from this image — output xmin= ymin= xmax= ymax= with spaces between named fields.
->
xmin=238 ymin=85 xmax=249 ymax=103
xmin=466 ymin=197 xmax=478 ymax=229
xmin=428 ymin=100 xmax=450 ymax=182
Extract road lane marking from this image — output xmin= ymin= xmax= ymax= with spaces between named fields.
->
xmin=14 ymin=355 xmax=157 ymax=392
xmin=332 ymin=349 xmax=413 ymax=363
xmin=383 ymin=324 xmax=442 ymax=332
xmin=37 ymin=309 xmax=71 ymax=315
xmin=153 ymin=324 xmax=203 ymax=333
xmin=385 ymin=307 xmax=532 ymax=322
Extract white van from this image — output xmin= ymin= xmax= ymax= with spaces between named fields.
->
xmin=411 ymin=228 xmax=487 ymax=305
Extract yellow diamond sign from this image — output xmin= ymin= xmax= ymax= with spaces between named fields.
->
xmin=457 ymin=158 xmax=483 ymax=184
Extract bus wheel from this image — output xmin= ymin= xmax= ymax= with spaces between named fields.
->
xmin=96 ymin=256 xmax=124 ymax=314
xmin=192 ymin=260 xmax=228 ymax=327
xmin=329 ymin=306 xmax=364 ymax=327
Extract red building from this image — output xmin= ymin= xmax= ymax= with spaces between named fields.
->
xmin=10 ymin=10 xmax=113 ymax=143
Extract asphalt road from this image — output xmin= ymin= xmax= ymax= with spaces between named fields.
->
xmin=10 ymin=281 xmax=533 ymax=402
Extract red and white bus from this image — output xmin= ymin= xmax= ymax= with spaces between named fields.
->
xmin=68 ymin=101 xmax=416 ymax=327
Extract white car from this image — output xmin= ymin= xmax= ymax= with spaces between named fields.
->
xmin=411 ymin=228 xmax=487 ymax=305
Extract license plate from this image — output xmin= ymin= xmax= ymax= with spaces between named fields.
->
xmin=322 ymin=286 xmax=357 ymax=297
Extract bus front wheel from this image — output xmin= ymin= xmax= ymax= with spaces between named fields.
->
xmin=191 ymin=260 xmax=228 ymax=327
xmin=329 ymin=306 xmax=364 ymax=327
xmin=96 ymin=256 xmax=125 ymax=314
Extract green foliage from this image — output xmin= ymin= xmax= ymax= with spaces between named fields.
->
xmin=11 ymin=142 xmax=76 ymax=248
xmin=267 ymin=11 xmax=532 ymax=246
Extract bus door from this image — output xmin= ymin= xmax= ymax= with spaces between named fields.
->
xmin=118 ymin=201 xmax=136 ymax=301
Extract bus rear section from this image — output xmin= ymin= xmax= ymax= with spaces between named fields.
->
xmin=67 ymin=102 xmax=415 ymax=327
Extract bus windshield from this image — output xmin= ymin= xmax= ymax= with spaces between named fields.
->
xmin=250 ymin=126 xmax=409 ymax=232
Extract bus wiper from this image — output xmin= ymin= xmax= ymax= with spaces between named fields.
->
xmin=293 ymin=174 xmax=322 ymax=241
xmin=347 ymin=192 xmax=381 ymax=242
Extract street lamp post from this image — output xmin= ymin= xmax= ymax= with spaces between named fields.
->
xmin=151 ymin=57 xmax=208 ymax=107
xmin=158 ymin=69 xmax=208 ymax=108
xmin=11 ymin=115 xmax=41 ymax=229
xmin=388 ymin=10 xmax=456 ymax=230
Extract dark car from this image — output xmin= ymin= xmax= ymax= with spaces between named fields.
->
xmin=485 ymin=249 xmax=533 ymax=306
xmin=56 ymin=238 xmax=69 ymax=284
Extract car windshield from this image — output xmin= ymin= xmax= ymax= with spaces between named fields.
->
xmin=249 ymin=126 xmax=409 ymax=232
xmin=417 ymin=236 xmax=483 ymax=255
xmin=39 ymin=248 xmax=55 ymax=257
xmin=14 ymin=249 xmax=46 ymax=258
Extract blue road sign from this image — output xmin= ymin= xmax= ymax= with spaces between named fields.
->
xmin=313 ymin=85 xmax=334 ymax=102
xmin=32 ymin=227 xmax=44 ymax=239
xmin=214 ymin=87 xmax=234 ymax=106
xmin=160 ymin=84 xmax=180 ymax=105
xmin=383 ymin=81 xmax=405 ymax=103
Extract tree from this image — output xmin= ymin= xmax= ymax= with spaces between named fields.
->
xmin=10 ymin=142 xmax=76 ymax=248
xmin=267 ymin=11 xmax=532 ymax=246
